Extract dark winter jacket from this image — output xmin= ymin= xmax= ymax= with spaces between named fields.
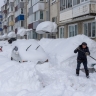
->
xmin=74 ymin=45 xmax=90 ymax=61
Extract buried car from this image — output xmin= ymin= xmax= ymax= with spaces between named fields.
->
xmin=11 ymin=40 xmax=48 ymax=63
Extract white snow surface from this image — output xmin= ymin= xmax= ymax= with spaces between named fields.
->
xmin=17 ymin=28 xmax=32 ymax=37
xmin=12 ymin=39 xmax=48 ymax=63
xmin=0 ymin=35 xmax=96 ymax=96
xmin=8 ymin=32 xmax=16 ymax=38
xmin=36 ymin=21 xmax=57 ymax=34
xmin=2 ymin=34 xmax=8 ymax=39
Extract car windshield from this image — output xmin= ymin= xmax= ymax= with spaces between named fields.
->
xmin=14 ymin=46 xmax=18 ymax=51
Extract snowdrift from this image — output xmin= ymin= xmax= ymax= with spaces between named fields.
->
xmin=39 ymin=35 xmax=96 ymax=66
xmin=8 ymin=32 xmax=16 ymax=38
xmin=0 ymin=35 xmax=96 ymax=96
xmin=17 ymin=28 xmax=32 ymax=37
xmin=36 ymin=21 xmax=57 ymax=34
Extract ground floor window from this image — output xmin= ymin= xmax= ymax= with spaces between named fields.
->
xmin=59 ymin=26 xmax=64 ymax=38
xmin=68 ymin=24 xmax=78 ymax=37
xmin=27 ymin=31 xmax=33 ymax=39
xmin=84 ymin=22 xmax=96 ymax=38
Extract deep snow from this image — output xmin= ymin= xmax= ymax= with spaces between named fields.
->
xmin=0 ymin=35 xmax=96 ymax=96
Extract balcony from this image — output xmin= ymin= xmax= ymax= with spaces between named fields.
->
xmin=33 ymin=2 xmax=45 ymax=13
xmin=15 ymin=15 xmax=24 ymax=23
xmin=60 ymin=1 xmax=96 ymax=22
xmin=18 ymin=2 xmax=24 ymax=9
xmin=0 ymin=28 xmax=3 ymax=31
xmin=3 ymin=10 xmax=7 ymax=14
xmin=3 ymin=25 xmax=7 ymax=29
xmin=9 ymin=21 xmax=14 ymax=26
xmin=28 ymin=23 xmax=33 ymax=29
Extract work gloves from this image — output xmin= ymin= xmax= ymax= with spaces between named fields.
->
xmin=76 ymin=47 xmax=80 ymax=50
xmin=85 ymin=52 xmax=90 ymax=55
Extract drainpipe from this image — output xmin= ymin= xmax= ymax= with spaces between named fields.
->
xmin=48 ymin=0 xmax=50 ymax=21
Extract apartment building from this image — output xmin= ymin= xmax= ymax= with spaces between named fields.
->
xmin=27 ymin=0 xmax=59 ymax=39
xmin=1 ymin=0 xmax=15 ymax=34
xmin=59 ymin=0 xmax=96 ymax=40
xmin=27 ymin=0 xmax=46 ymax=39
xmin=7 ymin=0 xmax=14 ymax=33
xmin=1 ymin=0 xmax=8 ymax=34
xmin=0 ymin=11 xmax=3 ymax=35
xmin=14 ymin=0 xmax=27 ymax=33
xmin=46 ymin=0 xmax=60 ymax=38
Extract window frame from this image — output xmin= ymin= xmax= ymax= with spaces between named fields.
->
xmin=68 ymin=23 xmax=78 ymax=37
xmin=59 ymin=26 xmax=64 ymax=38
xmin=83 ymin=21 xmax=96 ymax=38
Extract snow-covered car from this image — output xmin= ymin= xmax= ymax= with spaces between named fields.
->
xmin=11 ymin=40 xmax=48 ymax=63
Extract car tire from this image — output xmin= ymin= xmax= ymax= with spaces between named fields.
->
xmin=11 ymin=57 xmax=13 ymax=60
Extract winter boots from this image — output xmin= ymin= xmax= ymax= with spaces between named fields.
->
xmin=76 ymin=69 xmax=79 ymax=76
xmin=76 ymin=69 xmax=89 ymax=78
xmin=85 ymin=70 xmax=89 ymax=78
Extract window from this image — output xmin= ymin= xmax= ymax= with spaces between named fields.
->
xmin=21 ymin=8 xmax=24 ymax=14
xmin=11 ymin=26 xmax=13 ymax=30
xmin=60 ymin=0 xmax=72 ymax=11
xmin=21 ymin=21 xmax=24 ymax=27
xmin=68 ymin=24 xmax=78 ymax=37
xmin=40 ymin=11 xmax=43 ymax=19
xmin=46 ymin=11 xmax=48 ymax=20
xmin=84 ymin=22 xmax=96 ymax=38
xmin=73 ymin=0 xmax=80 ymax=6
xmin=34 ymin=11 xmax=44 ymax=21
xmin=59 ymin=26 xmax=64 ymax=38
xmin=11 ymin=6 xmax=13 ymax=11
xmin=52 ymin=17 xmax=57 ymax=23
xmin=60 ymin=0 xmax=88 ymax=11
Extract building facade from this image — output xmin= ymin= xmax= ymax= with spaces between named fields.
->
xmin=2 ymin=0 xmax=95 ymax=40
xmin=14 ymin=0 xmax=27 ymax=33
xmin=59 ymin=0 xmax=96 ymax=40
xmin=1 ymin=0 xmax=8 ymax=34
xmin=27 ymin=0 xmax=60 ymax=39
xmin=27 ymin=0 xmax=46 ymax=39
xmin=0 ymin=11 xmax=3 ymax=35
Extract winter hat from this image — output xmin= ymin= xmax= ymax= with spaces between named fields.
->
xmin=82 ymin=42 xmax=87 ymax=46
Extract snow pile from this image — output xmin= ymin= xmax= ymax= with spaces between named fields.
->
xmin=36 ymin=21 xmax=57 ymax=34
xmin=2 ymin=34 xmax=8 ymax=39
xmin=12 ymin=39 xmax=47 ymax=63
xmin=0 ymin=36 xmax=3 ymax=39
xmin=39 ymin=35 xmax=96 ymax=66
xmin=8 ymin=32 xmax=16 ymax=38
xmin=0 ymin=35 xmax=96 ymax=96
xmin=17 ymin=28 xmax=32 ymax=37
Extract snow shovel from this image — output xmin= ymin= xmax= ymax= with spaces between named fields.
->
xmin=77 ymin=48 xmax=96 ymax=67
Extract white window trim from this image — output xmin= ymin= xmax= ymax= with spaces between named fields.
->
xmin=68 ymin=23 xmax=78 ymax=37
xmin=59 ymin=26 xmax=64 ymax=38
xmin=83 ymin=20 xmax=96 ymax=38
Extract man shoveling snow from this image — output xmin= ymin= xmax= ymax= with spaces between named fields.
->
xmin=74 ymin=42 xmax=90 ymax=78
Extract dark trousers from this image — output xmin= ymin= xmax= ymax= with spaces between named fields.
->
xmin=77 ymin=60 xmax=88 ymax=71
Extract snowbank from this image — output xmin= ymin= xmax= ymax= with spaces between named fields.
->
xmin=39 ymin=35 xmax=96 ymax=66
xmin=36 ymin=21 xmax=57 ymax=34
xmin=17 ymin=28 xmax=32 ymax=37
xmin=2 ymin=34 xmax=8 ymax=39
xmin=0 ymin=35 xmax=96 ymax=96
xmin=8 ymin=32 xmax=16 ymax=38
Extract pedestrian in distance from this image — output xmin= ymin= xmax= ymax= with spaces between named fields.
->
xmin=0 ymin=46 xmax=2 ymax=52
xmin=74 ymin=42 xmax=90 ymax=78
